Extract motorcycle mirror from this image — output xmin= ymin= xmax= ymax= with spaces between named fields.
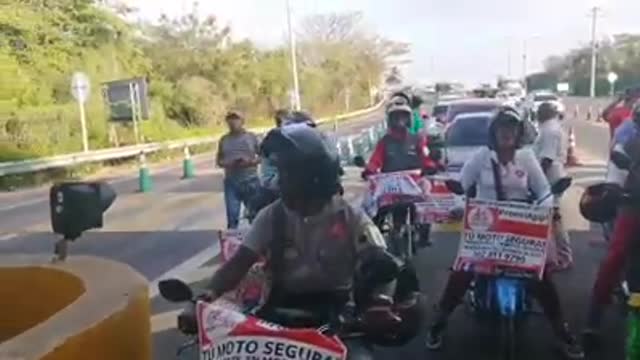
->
xmin=158 ymin=279 xmax=194 ymax=303
xmin=445 ymin=179 xmax=465 ymax=195
xmin=50 ymin=182 xmax=116 ymax=240
xmin=551 ymin=177 xmax=572 ymax=195
xmin=353 ymin=155 xmax=366 ymax=168
xmin=611 ymin=151 xmax=632 ymax=171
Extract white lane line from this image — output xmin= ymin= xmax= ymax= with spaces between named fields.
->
xmin=0 ymin=233 xmax=18 ymax=242
xmin=148 ymin=244 xmax=221 ymax=299
xmin=0 ymin=198 xmax=46 ymax=212
xmin=151 ymin=309 xmax=183 ymax=333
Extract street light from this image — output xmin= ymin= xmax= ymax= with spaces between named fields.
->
xmin=608 ymin=71 xmax=618 ymax=97
xmin=286 ymin=0 xmax=301 ymax=110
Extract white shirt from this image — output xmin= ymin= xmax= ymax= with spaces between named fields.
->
xmin=534 ymin=118 xmax=568 ymax=184
xmin=460 ymin=147 xmax=552 ymax=207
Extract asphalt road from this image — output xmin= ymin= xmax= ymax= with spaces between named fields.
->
xmin=0 ymin=100 xmax=626 ymax=359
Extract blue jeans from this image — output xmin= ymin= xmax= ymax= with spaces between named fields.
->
xmin=223 ymin=175 xmax=259 ymax=229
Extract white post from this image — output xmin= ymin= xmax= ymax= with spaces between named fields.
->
xmin=286 ymin=0 xmax=301 ymax=110
xmin=129 ymin=83 xmax=140 ymax=144
xmin=589 ymin=6 xmax=600 ymax=98
xmin=77 ymin=97 xmax=89 ymax=152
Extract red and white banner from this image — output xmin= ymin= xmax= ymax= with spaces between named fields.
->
xmin=218 ymin=230 xmax=270 ymax=311
xmin=361 ymin=170 xmax=425 ymax=218
xmin=452 ymin=198 xmax=552 ymax=280
xmin=414 ymin=176 xmax=464 ymax=224
xmin=197 ymin=301 xmax=347 ymax=360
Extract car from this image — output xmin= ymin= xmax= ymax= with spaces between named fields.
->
xmin=443 ymin=111 xmax=538 ymax=173
xmin=524 ymin=91 xmax=565 ymax=119
xmin=444 ymin=98 xmax=503 ymax=124
xmin=443 ymin=112 xmax=493 ymax=173
xmin=432 ymin=102 xmax=451 ymax=123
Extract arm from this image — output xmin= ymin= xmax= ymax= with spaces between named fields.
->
xmin=460 ymin=148 xmax=487 ymax=193
xmin=602 ymin=98 xmax=622 ymax=121
xmin=216 ymin=138 xmax=225 ymax=168
xmin=365 ymin=140 xmax=386 ymax=173
xmin=523 ymin=149 xmax=552 ymax=206
xmin=208 ymin=206 xmax=273 ymax=297
xmin=417 ymin=135 xmax=437 ymax=170
xmin=536 ymin=129 xmax=560 ymax=175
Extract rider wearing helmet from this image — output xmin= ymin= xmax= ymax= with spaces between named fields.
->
xmin=535 ymin=102 xmax=572 ymax=270
xmin=363 ymin=101 xmax=440 ymax=247
xmin=425 ymin=108 xmax=584 ymax=359
xmin=582 ymin=99 xmax=640 ymax=345
xmin=209 ymin=125 xmax=422 ymax=359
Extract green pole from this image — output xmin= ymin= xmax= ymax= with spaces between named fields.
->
xmin=182 ymin=145 xmax=195 ymax=179
xmin=138 ymin=151 xmax=153 ymax=192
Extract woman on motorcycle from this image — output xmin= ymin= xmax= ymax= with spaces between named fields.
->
xmin=425 ymin=108 xmax=584 ymax=359
xmin=208 ymin=124 xmax=422 ymax=359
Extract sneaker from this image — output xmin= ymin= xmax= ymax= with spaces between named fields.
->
xmin=425 ymin=323 xmax=444 ymax=350
xmin=558 ymin=333 xmax=585 ymax=359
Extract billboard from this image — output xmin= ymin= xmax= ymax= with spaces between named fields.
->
xmin=102 ymin=77 xmax=149 ymax=122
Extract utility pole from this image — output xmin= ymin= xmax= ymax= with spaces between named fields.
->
xmin=589 ymin=6 xmax=601 ymax=98
xmin=286 ymin=0 xmax=301 ymax=110
xmin=522 ymin=40 xmax=528 ymax=81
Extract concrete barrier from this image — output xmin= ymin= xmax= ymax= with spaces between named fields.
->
xmin=0 ymin=255 xmax=151 ymax=360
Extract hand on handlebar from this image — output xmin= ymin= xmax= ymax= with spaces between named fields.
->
xmin=361 ymin=169 xmax=375 ymax=180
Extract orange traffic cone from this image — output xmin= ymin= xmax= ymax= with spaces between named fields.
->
xmin=566 ymin=127 xmax=581 ymax=167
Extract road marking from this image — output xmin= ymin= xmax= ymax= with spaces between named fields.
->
xmin=151 ymin=309 xmax=182 ymax=333
xmin=0 ymin=233 xmax=17 ymax=241
xmin=0 ymin=197 xmax=45 ymax=212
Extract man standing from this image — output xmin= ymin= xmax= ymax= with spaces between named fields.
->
xmin=534 ymin=102 xmax=572 ymax=270
xmin=217 ymin=111 xmax=261 ymax=229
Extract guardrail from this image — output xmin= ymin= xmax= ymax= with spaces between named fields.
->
xmin=0 ymin=101 xmax=384 ymax=177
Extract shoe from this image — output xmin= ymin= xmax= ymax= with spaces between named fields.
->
xmin=425 ymin=321 xmax=445 ymax=350
xmin=557 ymin=329 xmax=584 ymax=359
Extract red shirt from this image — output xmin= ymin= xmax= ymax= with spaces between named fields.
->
xmin=365 ymin=129 xmax=437 ymax=173
xmin=606 ymin=106 xmax=632 ymax=138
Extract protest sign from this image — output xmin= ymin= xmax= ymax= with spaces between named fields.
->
xmin=452 ymin=198 xmax=552 ymax=279
xmin=414 ymin=176 xmax=464 ymax=224
xmin=197 ymin=301 xmax=347 ymax=360
xmin=361 ymin=170 xmax=425 ymax=218
xmin=218 ymin=230 xmax=270 ymax=312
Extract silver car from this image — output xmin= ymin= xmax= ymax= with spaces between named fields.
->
xmin=444 ymin=111 xmax=537 ymax=174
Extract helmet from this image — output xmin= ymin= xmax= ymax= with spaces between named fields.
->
xmin=488 ymin=107 xmax=525 ymax=149
xmin=386 ymin=103 xmax=413 ymax=128
xmin=390 ymin=91 xmax=411 ymax=105
xmin=537 ymin=102 xmax=559 ymax=121
xmin=260 ymin=125 xmax=342 ymax=203
xmin=579 ymin=183 xmax=622 ymax=223
xmin=283 ymin=110 xmax=317 ymax=127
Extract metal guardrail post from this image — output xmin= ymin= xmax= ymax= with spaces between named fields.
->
xmin=182 ymin=145 xmax=195 ymax=179
xmin=138 ymin=151 xmax=152 ymax=193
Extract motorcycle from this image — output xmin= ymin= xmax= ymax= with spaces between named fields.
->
xmin=353 ymin=155 xmax=427 ymax=261
xmin=158 ymin=279 xmax=366 ymax=359
xmin=445 ymin=177 xmax=572 ymax=360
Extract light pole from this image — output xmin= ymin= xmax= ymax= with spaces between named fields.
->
xmin=286 ymin=0 xmax=301 ymax=110
xmin=589 ymin=6 xmax=601 ymax=98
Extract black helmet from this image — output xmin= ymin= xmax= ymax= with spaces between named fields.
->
xmin=261 ymin=125 xmax=342 ymax=203
xmin=390 ymin=91 xmax=411 ymax=105
xmin=537 ymin=102 xmax=558 ymax=121
xmin=283 ymin=110 xmax=317 ymax=127
xmin=488 ymin=107 xmax=525 ymax=150
xmin=579 ymin=183 xmax=622 ymax=223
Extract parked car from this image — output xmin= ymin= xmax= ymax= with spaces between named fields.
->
xmin=524 ymin=91 xmax=565 ymax=120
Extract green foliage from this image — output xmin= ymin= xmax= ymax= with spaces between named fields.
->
xmin=532 ymin=33 xmax=640 ymax=96
xmin=0 ymin=1 xmax=407 ymax=162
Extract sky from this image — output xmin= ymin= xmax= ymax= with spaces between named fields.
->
xmin=127 ymin=0 xmax=640 ymax=86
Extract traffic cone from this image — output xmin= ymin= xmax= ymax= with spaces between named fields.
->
xmin=138 ymin=151 xmax=153 ymax=192
xmin=586 ymin=106 xmax=593 ymax=121
xmin=596 ymin=107 xmax=603 ymax=122
xmin=182 ymin=145 xmax=195 ymax=179
xmin=566 ymin=127 xmax=581 ymax=167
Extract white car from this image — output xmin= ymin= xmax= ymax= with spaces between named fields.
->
xmin=524 ymin=92 xmax=565 ymax=118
